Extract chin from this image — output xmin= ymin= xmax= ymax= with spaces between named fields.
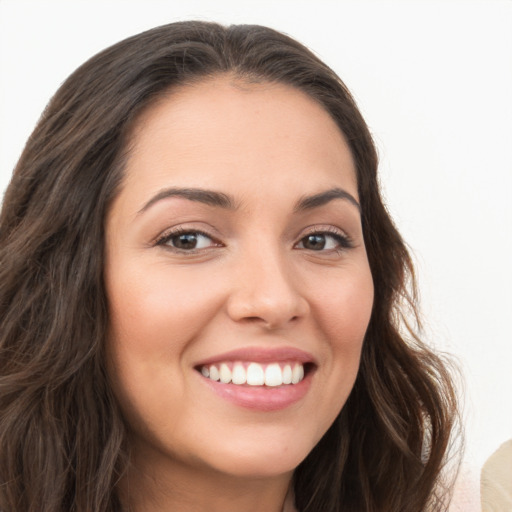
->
xmin=208 ymin=454 xmax=300 ymax=480
xmin=196 ymin=429 xmax=318 ymax=479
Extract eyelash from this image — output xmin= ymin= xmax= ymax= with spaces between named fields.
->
xmin=155 ymin=228 xmax=221 ymax=252
xmin=155 ymin=227 xmax=354 ymax=253
xmin=297 ymin=227 xmax=354 ymax=253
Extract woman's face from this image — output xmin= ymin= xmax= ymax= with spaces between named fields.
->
xmin=105 ymin=77 xmax=374 ymax=480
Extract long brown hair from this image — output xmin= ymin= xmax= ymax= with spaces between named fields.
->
xmin=0 ymin=21 xmax=460 ymax=511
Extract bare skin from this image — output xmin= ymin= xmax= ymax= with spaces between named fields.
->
xmin=105 ymin=76 xmax=374 ymax=512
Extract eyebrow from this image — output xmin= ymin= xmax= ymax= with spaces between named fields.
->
xmin=294 ymin=188 xmax=360 ymax=212
xmin=138 ymin=187 xmax=236 ymax=214
xmin=138 ymin=186 xmax=360 ymax=215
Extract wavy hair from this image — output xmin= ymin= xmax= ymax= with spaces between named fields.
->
xmin=0 ymin=21 xmax=459 ymax=511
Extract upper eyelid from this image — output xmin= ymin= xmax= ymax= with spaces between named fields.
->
xmin=294 ymin=225 xmax=355 ymax=250
xmin=154 ymin=227 xmax=219 ymax=247
xmin=297 ymin=224 xmax=350 ymax=239
xmin=154 ymin=223 xmax=221 ymax=243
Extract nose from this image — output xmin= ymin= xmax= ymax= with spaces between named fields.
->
xmin=226 ymin=248 xmax=310 ymax=329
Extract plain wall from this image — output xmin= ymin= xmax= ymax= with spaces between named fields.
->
xmin=1 ymin=0 xmax=511 ymax=470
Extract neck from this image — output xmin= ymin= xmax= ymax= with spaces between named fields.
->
xmin=119 ymin=448 xmax=294 ymax=512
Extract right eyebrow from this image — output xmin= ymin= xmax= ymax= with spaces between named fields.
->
xmin=137 ymin=187 xmax=237 ymax=215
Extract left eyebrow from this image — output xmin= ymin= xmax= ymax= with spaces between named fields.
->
xmin=294 ymin=188 xmax=361 ymax=213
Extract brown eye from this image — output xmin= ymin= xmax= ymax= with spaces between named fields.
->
xmin=301 ymin=234 xmax=327 ymax=250
xmin=158 ymin=231 xmax=217 ymax=251
xmin=171 ymin=233 xmax=201 ymax=250
xmin=296 ymin=232 xmax=352 ymax=251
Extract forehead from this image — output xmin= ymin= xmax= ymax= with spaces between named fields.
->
xmin=120 ymin=76 xmax=358 ymax=207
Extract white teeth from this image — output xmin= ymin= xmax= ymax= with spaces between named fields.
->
xmin=209 ymin=365 xmax=220 ymax=381
xmin=291 ymin=363 xmax=304 ymax=384
xmin=200 ymin=362 xmax=306 ymax=387
xmin=231 ymin=363 xmax=247 ymax=385
xmin=246 ymin=362 xmax=265 ymax=385
xmin=282 ymin=364 xmax=292 ymax=385
xmin=264 ymin=363 xmax=283 ymax=387
xmin=219 ymin=363 xmax=231 ymax=384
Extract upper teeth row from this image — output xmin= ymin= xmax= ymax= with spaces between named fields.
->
xmin=201 ymin=362 xmax=305 ymax=387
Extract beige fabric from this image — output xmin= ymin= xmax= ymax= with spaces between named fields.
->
xmin=481 ymin=439 xmax=512 ymax=511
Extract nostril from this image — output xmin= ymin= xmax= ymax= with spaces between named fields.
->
xmin=232 ymin=314 xmax=303 ymax=330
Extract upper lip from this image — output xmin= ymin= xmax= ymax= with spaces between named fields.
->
xmin=195 ymin=346 xmax=317 ymax=367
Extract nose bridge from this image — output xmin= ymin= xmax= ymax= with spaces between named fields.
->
xmin=227 ymin=241 xmax=308 ymax=328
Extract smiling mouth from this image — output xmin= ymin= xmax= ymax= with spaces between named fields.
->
xmin=197 ymin=361 xmax=314 ymax=387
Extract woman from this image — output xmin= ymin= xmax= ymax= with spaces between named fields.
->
xmin=0 ymin=21 xmax=459 ymax=512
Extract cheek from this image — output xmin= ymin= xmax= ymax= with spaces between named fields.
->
xmin=313 ymin=263 xmax=374 ymax=346
xmin=106 ymin=263 xmax=223 ymax=359
xmin=310 ymin=263 xmax=373 ymax=395
xmin=299 ymin=265 xmax=373 ymax=441
xmin=104 ymin=263 xmax=225 ymax=419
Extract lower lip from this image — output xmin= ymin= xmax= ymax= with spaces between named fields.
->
xmin=199 ymin=372 xmax=313 ymax=411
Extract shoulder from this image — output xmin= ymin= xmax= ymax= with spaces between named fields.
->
xmin=481 ymin=439 xmax=512 ymax=511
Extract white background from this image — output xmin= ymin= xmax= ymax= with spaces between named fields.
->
xmin=1 ymin=0 xmax=511 ymax=471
